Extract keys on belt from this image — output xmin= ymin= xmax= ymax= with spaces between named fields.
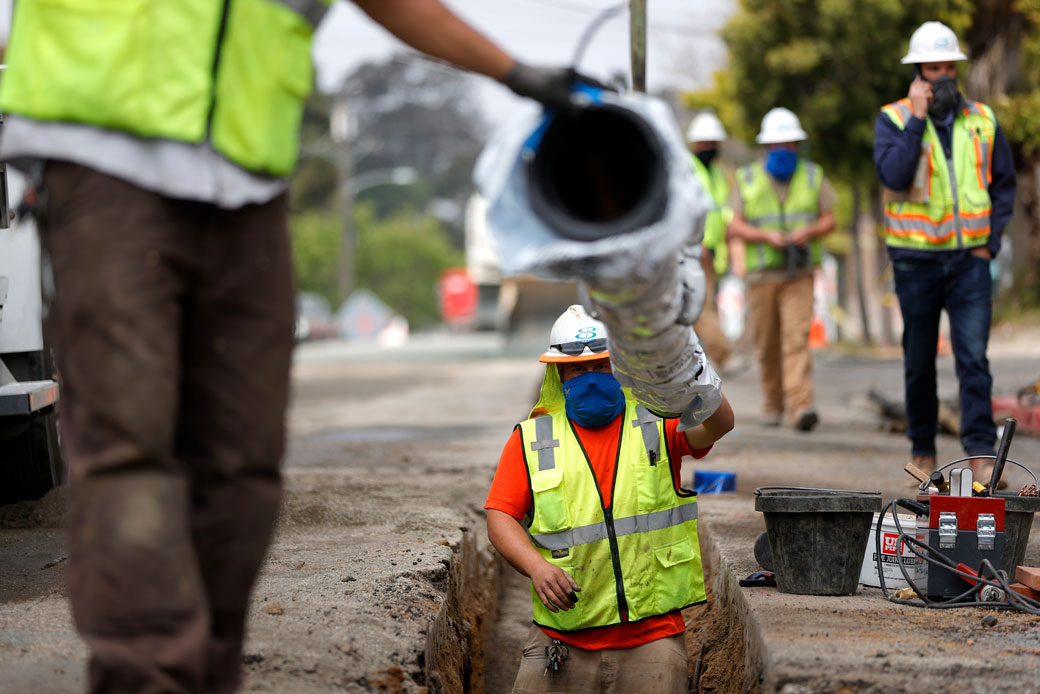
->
xmin=544 ymin=638 xmax=569 ymax=676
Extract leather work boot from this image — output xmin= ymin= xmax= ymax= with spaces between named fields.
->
xmin=970 ymin=458 xmax=1009 ymax=490
xmin=909 ymin=455 xmax=936 ymax=488
xmin=793 ymin=408 xmax=819 ymax=432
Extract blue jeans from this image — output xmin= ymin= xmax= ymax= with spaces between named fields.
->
xmin=893 ymin=253 xmax=995 ymax=458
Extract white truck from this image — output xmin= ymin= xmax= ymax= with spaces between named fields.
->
xmin=0 ymin=159 xmax=63 ymax=505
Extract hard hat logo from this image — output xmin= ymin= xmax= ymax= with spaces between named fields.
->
xmin=575 ymin=326 xmax=598 ymax=341
xmin=934 ymin=37 xmax=950 ymax=48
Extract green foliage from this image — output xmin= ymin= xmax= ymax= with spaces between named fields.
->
xmin=354 ymin=204 xmax=463 ymax=329
xmin=686 ymin=0 xmax=972 ymax=187
xmin=991 ymin=1 xmax=1040 ymax=158
xmin=290 ymin=211 xmax=340 ymax=305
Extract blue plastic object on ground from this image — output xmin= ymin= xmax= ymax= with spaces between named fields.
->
xmin=693 ymin=470 xmax=736 ymax=494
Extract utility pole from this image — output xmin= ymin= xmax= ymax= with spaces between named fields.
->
xmin=331 ymin=87 xmax=354 ymax=307
xmin=630 ymin=0 xmax=647 ymax=92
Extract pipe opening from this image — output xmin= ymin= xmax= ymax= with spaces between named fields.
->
xmin=527 ymin=104 xmax=669 ymax=241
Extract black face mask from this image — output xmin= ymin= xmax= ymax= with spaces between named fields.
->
xmin=926 ymin=73 xmax=961 ymax=121
xmin=695 ymin=148 xmax=719 ymax=167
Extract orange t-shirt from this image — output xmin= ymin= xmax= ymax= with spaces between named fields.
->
xmin=484 ymin=412 xmax=711 ymax=650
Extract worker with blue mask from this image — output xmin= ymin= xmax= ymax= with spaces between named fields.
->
xmin=485 ymin=305 xmax=734 ymax=693
xmin=726 ymin=108 xmax=836 ymax=432
xmin=873 ymin=21 xmax=1016 ymax=485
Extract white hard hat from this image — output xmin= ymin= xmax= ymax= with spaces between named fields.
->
xmin=901 ymin=21 xmax=968 ymax=64
xmin=685 ymin=112 xmax=727 ymax=143
xmin=539 ymin=305 xmax=611 ymax=363
xmin=756 ymin=107 xmax=807 ymax=145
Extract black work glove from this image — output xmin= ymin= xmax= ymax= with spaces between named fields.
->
xmin=502 ymin=62 xmax=610 ymax=113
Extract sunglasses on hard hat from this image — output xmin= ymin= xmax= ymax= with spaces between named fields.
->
xmin=550 ymin=338 xmax=609 ymax=356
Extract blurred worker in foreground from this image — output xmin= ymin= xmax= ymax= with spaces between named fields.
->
xmin=726 ymin=108 xmax=836 ymax=432
xmin=485 ymin=305 xmax=734 ymax=693
xmin=0 ymin=1 xmax=598 ymax=691
xmin=873 ymin=21 xmax=1016 ymax=483
xmin=686 ymin=111 xmax=734 ymax=371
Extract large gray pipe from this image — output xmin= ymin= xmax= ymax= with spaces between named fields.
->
xmin=475 ymin=91 xmax=722 ymax=429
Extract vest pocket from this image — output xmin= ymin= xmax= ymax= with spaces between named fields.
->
xmin=534 ymin=555 xmax=586 ymax=630
xmin=653 ymin=537 xmax=697 ymax=612
xmin=635 ymin=463 xmax=670 ymax=513
xmin=531 ymin=467 xmax=570 ymax=533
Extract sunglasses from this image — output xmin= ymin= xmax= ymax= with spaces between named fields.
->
xmin=551 ymin=338 xmax=609 ymax=356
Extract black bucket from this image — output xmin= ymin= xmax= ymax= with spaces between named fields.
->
xmin=526 ymin=103 xmax=669 ymax=241
xmin=755 ymin=487 xmax=882 ymax=595
xmin=995 ymin=493 xmax=1040 ymax=574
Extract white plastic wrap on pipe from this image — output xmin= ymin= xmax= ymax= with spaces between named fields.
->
xmin=474 ymin=90 xmax=722 ymax=429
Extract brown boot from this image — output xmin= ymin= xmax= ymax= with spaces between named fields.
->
xmin=908 ymin=455 xmax=936 ymax=488
xmin=970 ymin=458 xmax=1009 ymax=490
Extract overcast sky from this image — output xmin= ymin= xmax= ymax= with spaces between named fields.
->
xmin=315 ymin=0 xmax=734 ymax=120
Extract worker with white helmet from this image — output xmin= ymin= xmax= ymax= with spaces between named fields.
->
xmin=873 ymin=21 xmax=1016 ymax=484
xmin=485 ymin=305 xmax=733 ymax=692
xmin=685 ymin=111 xmax=734 ymax=371
xmin=726 ymin=108 xmax=836 ymax=432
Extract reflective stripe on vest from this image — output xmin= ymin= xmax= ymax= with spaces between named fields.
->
xmin=530 ymin=502 xmax=698 ymax=551
xmin=735 ymin=160 xmax=824 ymax=272
xmin=880 ymin=99 xmax=995 ymax=251
xmin=519 ymin=398 xmax=705 ymax=631
xmin=0 ymin=0 xmax=329 ymax=177
xmin=531 ymin=415 xmax=560 ymax=471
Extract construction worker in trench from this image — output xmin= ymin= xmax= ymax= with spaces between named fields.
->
xmin=0 ymin=1 xmax=602 ymax=691
xmin=686 ymin=111 xmax=735 ymax=373
xmin=485 ymin=305 xmax=734 ymax=692
xmin=873 ymin=21 xmax=1016 ymax=486
xmin=726 ymin=107 xmax=836 ymax=432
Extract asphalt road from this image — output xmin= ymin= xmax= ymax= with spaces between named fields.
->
xmin=1 ymin=328 xmax=1039 ymax=693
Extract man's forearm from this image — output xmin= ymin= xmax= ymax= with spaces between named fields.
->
xmin=727 ymin=215 xmax=770 ymax=244
xmin=353 ymin=0 xmax=514 ymax=79
xmin=486 ymin=509 xmax=543 ymax=578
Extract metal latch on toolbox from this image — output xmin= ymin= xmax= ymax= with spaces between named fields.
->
xmin=938 ymin=512 xmax=958 ymax=549
xmin=977 ymin=513 xmax=996 ymax=551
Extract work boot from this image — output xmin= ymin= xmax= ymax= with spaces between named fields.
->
xmin=762 ymin=412 xmax=782 ymax=428
xmin=908 ymin=455 xmax=936 ymax=488
xmin=970 ymin=458 xmax=1009 ymax=490
xmin=793 ymin=408 xmax=819 ymax=432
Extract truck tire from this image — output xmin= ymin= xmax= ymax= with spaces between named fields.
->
xmin=0 ymin=405 xmax=62 ymax=505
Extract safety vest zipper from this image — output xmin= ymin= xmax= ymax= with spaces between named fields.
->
xmin=205 ymin=0 xmax=232 ymax=139
xmin=936 ymin=120 xmax=964 ymax=250
xmin=602 ymin=507 xmax=629 ymax=622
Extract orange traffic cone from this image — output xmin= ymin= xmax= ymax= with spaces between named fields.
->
xmin=809 ymin=315 xmax=827 ymax=350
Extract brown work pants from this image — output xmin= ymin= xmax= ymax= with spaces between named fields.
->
xmin=511 ymin=625 xmax=688 ymax=693
xmin=41 ymin=163 xmax=295 ymax=694
xmin=693 ymin=265 xmax=731 ymax=369
xmin=746 ymin=272 xmax=814 ymax=423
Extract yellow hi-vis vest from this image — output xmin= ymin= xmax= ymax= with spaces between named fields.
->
xmin=735 ymin=160 xmax=823 ymax=273
xmin=0 ymin=0 xmax=329 ymax=178
xmin=690 ymin=155 xmax=732 ymax=275
xmin=518 ymin=398 xmax=705 ymax=632
xmin=879 ymin=99 xmax=995 ymax=251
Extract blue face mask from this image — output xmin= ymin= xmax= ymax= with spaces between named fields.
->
xmin=765 ymin=149 xmax=798 ymax=182
xmin=562 ymin=371 xmax=625 ymax=427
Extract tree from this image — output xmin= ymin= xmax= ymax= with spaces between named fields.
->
xmin=685 ymin=0 xmax=972 ymax=342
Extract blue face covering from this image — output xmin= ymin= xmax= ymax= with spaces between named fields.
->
xmin=562 ymin=371 xmax=625 ymax=427
xmin=765 ymin=149 xmax=798 ymax=182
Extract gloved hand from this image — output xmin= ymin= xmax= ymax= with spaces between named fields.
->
xmin=676 ymin=245 xmax=707 ymax=325
xmin=677 ymin=343 xmax=723 ymax=431
xmin=502 ymin=62 xmax=609 ymax=113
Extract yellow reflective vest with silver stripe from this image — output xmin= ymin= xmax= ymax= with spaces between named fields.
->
xmin=690 ymin=155 xmax=732 ymax=275
xmin=879 ymin=99 xmax=995 ymax=250
xmin=519 ymin=396 xmax=705 ymax=632
xmin=735 ymin=160 xmax=823 ymax=273
xmin=0 ymin=0 xmax=330 ymax=178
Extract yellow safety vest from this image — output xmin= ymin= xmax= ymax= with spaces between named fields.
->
xmin=518 ymin=383 xmax=705 ymax=632
xmin=879 ymin=99 xmax=995 ymax=250
xmin=735 ymin=160 xmax=823 ymax=273
xmin=0 ymin=0 xmax=329 ymax=178
xmin=690 ymin=155 xmax=732 ymax=275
